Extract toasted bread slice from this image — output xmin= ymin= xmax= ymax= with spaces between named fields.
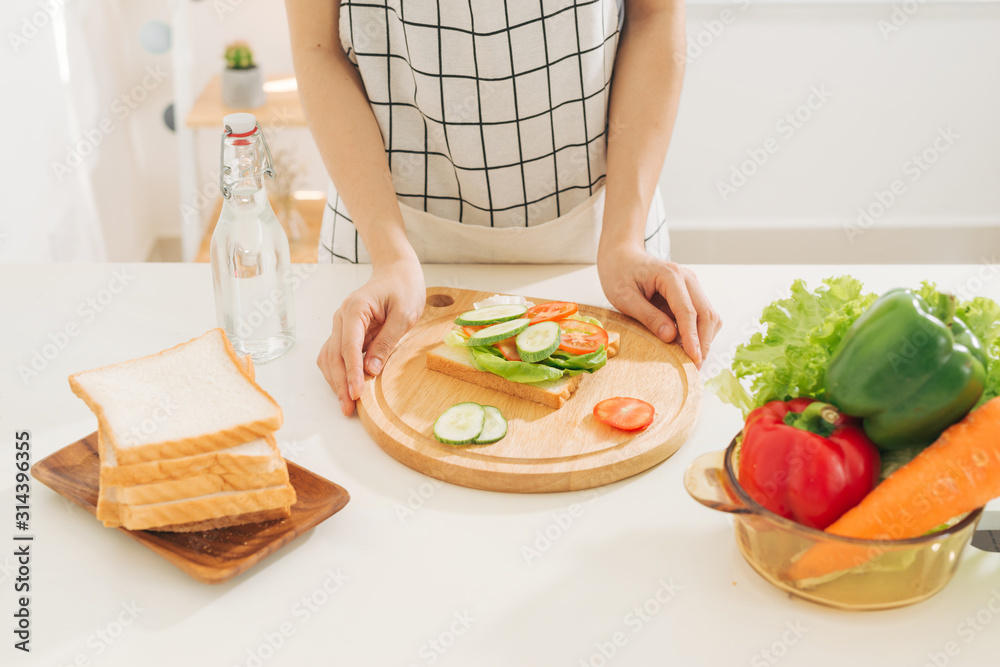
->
xmin=108 ymin=484 xmax=297 ymax=532
xmin=97 ymin=486 xmax=289 ymax=533
xmin=97 ymin=480 xmax=295 ymax=530
xmin=96 ymin=482 xmax=123 ymax=527
xmin=69 ymin=329 xmax=282 ymax=465
xmin=98 ymin=431 xmax=283 ymax=486
xmin=115 ymin=467 xmax=290 ymax=506
xmin=148 ymin=506 xmax=291 ymax=533
xmin=426 ymin=332 xmax=620 ymax=409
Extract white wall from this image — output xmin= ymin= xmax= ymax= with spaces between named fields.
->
xmin=7 ymin=1 xmax=997 ymax=261
xmin=176 ymin=1 xmax=1000 ymax=250
xmin=188 ymin=0 xmax=294 ymax=81
xmin=664 ymin=3 xmax=1000 ymax=236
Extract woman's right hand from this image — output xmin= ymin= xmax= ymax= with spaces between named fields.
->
xmin=317 ymin=256 xmax=426 ymax=416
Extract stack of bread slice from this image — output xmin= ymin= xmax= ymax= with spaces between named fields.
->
xmin=68 ymin=329 xmax=296 ymax=532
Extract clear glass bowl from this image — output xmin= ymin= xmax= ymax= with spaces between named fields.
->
xmin=684 ymin=436 xmax=982 ymax=610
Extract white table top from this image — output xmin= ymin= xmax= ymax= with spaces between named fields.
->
xmin=3 ymin=263 xmax=999 ymax=667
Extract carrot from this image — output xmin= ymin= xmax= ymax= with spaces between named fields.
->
xmin=788 ymin=396 xmax=1000 ymax=582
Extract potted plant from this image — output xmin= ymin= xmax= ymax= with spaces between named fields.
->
xmin=221 ymin=41 xmax=265 ymax=109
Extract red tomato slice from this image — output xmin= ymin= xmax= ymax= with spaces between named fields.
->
xmin=593 ymin=397 xmax=655 ymax=431
xmin=526 ymin=301 xmax=578 ymax=324
xmin=558 ymin=319 xmax=608 ymax=355
xmin=461 ymin=325 xmax=486 ymax=337
xmin=494 ymin=338 xmax=521 ymax=361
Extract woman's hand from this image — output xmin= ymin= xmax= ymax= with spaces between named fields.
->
xmin=291 ymin=0 xmax=426 ymax=416
xmin=597 ymin=243 xmax=721 ymax=368
xmin=317 ymin=257 xmax=426 ymax=416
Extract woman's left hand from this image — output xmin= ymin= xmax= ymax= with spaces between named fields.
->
xmin=597 ymin=244 xmax=722 ymax=368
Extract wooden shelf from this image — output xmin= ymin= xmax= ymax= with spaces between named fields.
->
xmin=195 ymin=196 xmax=325 ymax=263
xmin=185 ymin=74 xmax=307 ymax=128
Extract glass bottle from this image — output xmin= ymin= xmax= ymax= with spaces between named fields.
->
xmin=211 ymin=113 xmax=295 ymax=362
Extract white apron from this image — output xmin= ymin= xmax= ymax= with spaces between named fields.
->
xmin=318 ymin=1 xmax=670 ymax=264
xmin=321 ymin=182 xmax=668 ymax=264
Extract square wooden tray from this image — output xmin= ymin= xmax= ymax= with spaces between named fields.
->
xmin=31 ymin=432 xmax=349 ymax=584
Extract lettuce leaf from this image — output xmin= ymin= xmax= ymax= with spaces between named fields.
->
xmin=708 ymin=276 xmax=878 ymax=417
xmin=704 ymin=369 xmax=754 ymax=418
xmin=878 ymin=446 xmax=924 ymax=482
xmin=955 ymin=296 xmax=1000 ymax=408
xmin=448 ymin=319 xmax=609 ymax=384
xmin=444 ymin=330 xmax=467 ymax=347
xmin=468 ymin=346 xmax=565 ymax=384
xmin=540 ymin=347 xmax=607 ymax=375
xmin=567 ymin=313 xmax=604 ymax=328
xmin=917 ymin=281 xmax=1000 ymax=409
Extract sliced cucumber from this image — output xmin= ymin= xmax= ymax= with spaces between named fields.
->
xmin=454 ymin=304 xmax=528 ymax=326
xmin=433 ymin=402 xmax=486 ymax=445
xmin=515 ymin=321 xmax=561 ymax=363
xmin=474 ymin=405 xmax=508 ymax=444
xmin=467 ymin=318 xmax=530 ymax=346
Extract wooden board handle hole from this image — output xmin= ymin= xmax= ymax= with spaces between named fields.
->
xmin=426 ymin=293 xmax=455 ymax=308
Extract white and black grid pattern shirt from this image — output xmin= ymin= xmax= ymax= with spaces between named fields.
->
xmin=320 ymin=0 xmax=669 ymax=263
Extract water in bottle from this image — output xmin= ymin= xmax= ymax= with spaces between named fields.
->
xmin=211 ymin=113 xmax=295 ymax=362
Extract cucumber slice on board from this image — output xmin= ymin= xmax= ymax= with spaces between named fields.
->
xmin=467 ymin=318 xmax=530 ymax=346
xmin=474 ymin=406 xmax=508 ymax=444
xmin=515 ymin=321 xmax=561 ymax=363
xmin=454 ymin=304 xmax=528 ymax=326
xmin=433 ymin=403 xmax=486 ymax=445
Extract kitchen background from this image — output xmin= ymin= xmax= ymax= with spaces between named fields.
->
xmin=2 ymin=0 xmax=998 ymax=264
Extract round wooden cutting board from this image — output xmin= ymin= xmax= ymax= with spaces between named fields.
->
xmin=357 ymin=287 xmax=701 ymax=493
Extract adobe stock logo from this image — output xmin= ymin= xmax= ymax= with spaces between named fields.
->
xmin=716 ymin=85 xmax=833 ymax=202
xmin=17 ymin=268 xmax=135 ymax=384
xmin=844 ymin=126 xmax=959 ymax=243
xmin=50 ymin=66 xmax=170 ymax=181
xmin=7 ymin=0 xmax=68 ymax=52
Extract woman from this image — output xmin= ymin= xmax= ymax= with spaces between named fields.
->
xmin=286 ymin=0 xmax=721 ymax=416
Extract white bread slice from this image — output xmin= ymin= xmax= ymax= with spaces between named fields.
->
xmin=426 ymin=332 xmax=620 ymax=410
xmin=112 ymin=484 xmax=297 ymax=532
xmin=237 ymin=354 xmax=254 ymax=380
xmin=69 ymin=329 xmax=282 ymax=465
xmin=115 ymin=467 xmax=290 ymax=506
xmin=97 ymin=485 xmax=291 ymax=532
xmin=99 ymin=432 xmax=283 ymax=486
xmin=96 ymin=482 xmax=123 ymax=527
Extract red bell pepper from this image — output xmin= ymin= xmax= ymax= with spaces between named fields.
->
xmin=738 ymin=397 xmax=881 ymax=530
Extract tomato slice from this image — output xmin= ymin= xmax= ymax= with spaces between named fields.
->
xmin=462 ymin=325 xmax=486 ymax=337
xmin=558 ymin=319 xmax=608 ymax=355
xmin=526 ymin=301 xmax=578 ymax=324
xmin=593 ymin=397 xmax=655 ymax=431
xmin=494 ymin=338 xmax=521 ymax=361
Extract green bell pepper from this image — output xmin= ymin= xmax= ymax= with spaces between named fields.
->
xmin=824 ymin=288 xmax=986 ymax=450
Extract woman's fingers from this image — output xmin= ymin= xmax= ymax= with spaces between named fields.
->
xmin=316 ymin=257 xmax=424 ymax=418
xmin=684 ymin=272 xmax=723 ymax=364
xmin=364 ymin=305 xmax=414 ymax=375
xmin=619 ymin=288 xmax=678 ymax=345
xmin=340 ymin=302 xmax=369 ymax=402
xmin=598 ymin=249 xmax=719 ymax=369
xmin=654 ymin=266 xmax=702 ymax=367
xmin=316 ymin=311 xmax=354 ymax=415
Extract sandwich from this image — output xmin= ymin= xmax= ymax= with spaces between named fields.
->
xmin=426 ymin=296 xmax=620 ymax=409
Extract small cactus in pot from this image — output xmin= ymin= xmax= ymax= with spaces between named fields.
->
xmin=221 ymin=41 xmax=264 ymax=109
xmin=225 ymin=41 xmax=255 ymax=70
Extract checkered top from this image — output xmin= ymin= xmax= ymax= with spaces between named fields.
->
xmin=321 ymin=0 xmax=668 ymax=263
